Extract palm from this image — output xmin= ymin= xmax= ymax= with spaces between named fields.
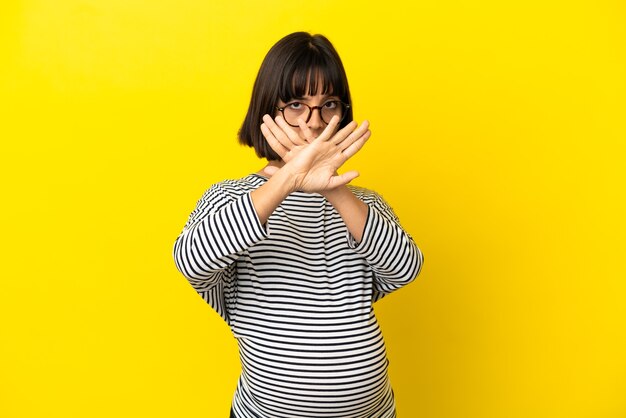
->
xmin=261 ymin=114 xmax=371 ymax=193
xmin=288 ymin=140 xmax=348 ymax=191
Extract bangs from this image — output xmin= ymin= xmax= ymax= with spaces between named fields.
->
xmin=278 ymin=51 xmax=347 ymax=102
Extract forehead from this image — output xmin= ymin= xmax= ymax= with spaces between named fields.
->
xmin=279 ymin=67 xmax=342 ymax=101
xmin=291 ymin=83 xmax=339 ymax=100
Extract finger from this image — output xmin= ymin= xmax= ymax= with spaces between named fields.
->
xmin=274 ymin=115 xmax=306 ymax=145
xmin=336 ymin=120 xmax=370 ymax=149
xmin=327 ymin=170 xmax=360 ymax=189
xmin=297 ymin=118 xmax=315 ymax=143
xmin=332 ymin=120 xmax=366 ymax=147
xmin=341 ymin=130 xmax=371 ymax=160
xmin=262 ymin=114 xmax=293 ymax=150
xmin=315 ymin=114 xmax=342 ymax=142
xmin=260 ymin=122 xmax=288 ymax=158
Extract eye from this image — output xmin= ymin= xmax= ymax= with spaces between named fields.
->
xmin=287 ymin=102 xmax=304 ymax=110
xmin=323 ymin=101 xmax=339 ymax=109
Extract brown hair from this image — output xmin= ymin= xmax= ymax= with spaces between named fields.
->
xmin=238 ymin=32 xmax=353 ymax=160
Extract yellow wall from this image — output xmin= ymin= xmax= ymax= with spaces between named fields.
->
xmin=1 ymin=1 xmax=625 ymax=417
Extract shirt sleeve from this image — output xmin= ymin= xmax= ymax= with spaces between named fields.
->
xmin=173 ymin=183 xmax=268 ymax=292
xmin=347 ymin=190 xmax=424 ymax=301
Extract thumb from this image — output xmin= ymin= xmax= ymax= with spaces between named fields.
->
xmin=328 ymin=170 xmax=360 ymax=189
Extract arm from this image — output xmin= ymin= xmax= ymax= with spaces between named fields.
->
xmin=173 ymin=183 xmax=270 ymax=323
xmin=260 ymin=114 xmax=423 ymax=296
xmin=173 ymin=184 xmax=268 ymax=286
xmin=349 ymin=189 xmax=424 ymax=299
xmin=256 ymin=114 xmax=371 ymax=226
xmin=249 ymin=167 xmax=296 ymax=226
xmin=176 ymin=114 xmax=369 ymax=283
xmin=321 ymin=185 xmax=368 ymax=243
xmin=260 ymin=114 xmax=372 ymax=242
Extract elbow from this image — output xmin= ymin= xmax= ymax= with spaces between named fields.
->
xmin=172 ymin=235 xmax=230 ymax=288
xmin=396 ymin=245 xmax=424 ymax=286
xmin=413 ymin=247 xmax=424 ymax=280
xmin=173 ymin=237 xmax=198 ymax=281
xmin=172 ymin=235 xmax=209 ymax=282
xmin=409 ymin=246 xmax=424 ymax=283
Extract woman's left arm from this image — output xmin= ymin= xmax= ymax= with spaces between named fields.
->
xmin=261 ymin=115 xmax=422 ymax=292
xmin=321 ymin=185 xmax=368 ymax=243
xmin=340 ymin=188 xmax=424 ymax=297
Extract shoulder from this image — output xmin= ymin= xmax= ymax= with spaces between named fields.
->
xmin=348 ymin=185 xmax=399 ymax=223
xmin=189 ymin=174 xmax=266 ymax=216
xmin=348 ymin=185 xmax=381 ymax=204
xmin=201 ymin=174 xmax=266 ymax=200
xmin=348 ymin=185 xmax=391 ymax=211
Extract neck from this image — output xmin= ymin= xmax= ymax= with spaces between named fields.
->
xmin=256 ymin=159 xmax=285 ymax=177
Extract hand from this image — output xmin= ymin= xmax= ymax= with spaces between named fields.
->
xmin=260 ymin=115 xmax=311 ymax=164
xmin=261 ymin=115 xmax=371 ymax=193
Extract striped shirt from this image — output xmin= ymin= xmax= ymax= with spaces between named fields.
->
xmin=173 ymin=174 xmax=423 ymax=418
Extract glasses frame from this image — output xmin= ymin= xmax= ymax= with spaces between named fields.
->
xmin=275 ymin=100 xmax=351 ymax=128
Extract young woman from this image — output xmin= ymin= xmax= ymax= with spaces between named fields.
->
xmin=173 ymin=32 xmax=423 ymax=418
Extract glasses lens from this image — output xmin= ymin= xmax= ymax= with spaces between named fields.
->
xmin=281 ymin=101 xmax=347 ymax=127
xmin=283 ymin=103 xmax=309 ymax=127
xmin=321 ymin=101 xmax=345 ymax=124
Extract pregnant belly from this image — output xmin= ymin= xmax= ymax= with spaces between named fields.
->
xmin=234 ymin=323 xmax=393 ymax=417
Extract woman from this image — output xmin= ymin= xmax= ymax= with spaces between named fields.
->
xmin=173 ymin=32 xmax=423 ymax=418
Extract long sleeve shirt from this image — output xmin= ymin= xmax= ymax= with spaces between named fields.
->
xmin=173 ymin=174 xmax=423 ymax=418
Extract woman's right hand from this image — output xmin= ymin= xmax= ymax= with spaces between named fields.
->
xmin=260 ymin=114 xmax=310 ymax=164
xmin=260 ymin=114 xmax=371 ymax=193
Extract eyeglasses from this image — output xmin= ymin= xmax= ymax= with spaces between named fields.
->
xmin=275 ymin=100 xmax=351 ymax=128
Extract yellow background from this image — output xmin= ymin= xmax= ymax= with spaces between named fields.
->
xmin=1 ymin=1 xmax=625 ymax=417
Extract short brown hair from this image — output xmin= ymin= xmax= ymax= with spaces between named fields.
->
xmin=238 ymin=32 xmax=353 ymax=160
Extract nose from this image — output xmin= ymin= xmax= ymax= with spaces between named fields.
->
xmin=306 ymin=106 xmax=324 ymax=130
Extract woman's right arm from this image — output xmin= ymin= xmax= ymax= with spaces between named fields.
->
xmin=175 ymin=115 xmax=369 ymax=284
xmin=173 ymin=184 xmax=268 ymax=286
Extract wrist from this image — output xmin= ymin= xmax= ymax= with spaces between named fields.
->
xmin=322 ymin=185 xmax=368 ymax=243
xmin=321 ymin=184 xmax=350 ymax=203
xmin=270 ymin=164 xmax=300 ymax=195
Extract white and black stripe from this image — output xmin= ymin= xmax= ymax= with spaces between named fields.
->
xmin=174 ymin=174 xmax=423 ymax=418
